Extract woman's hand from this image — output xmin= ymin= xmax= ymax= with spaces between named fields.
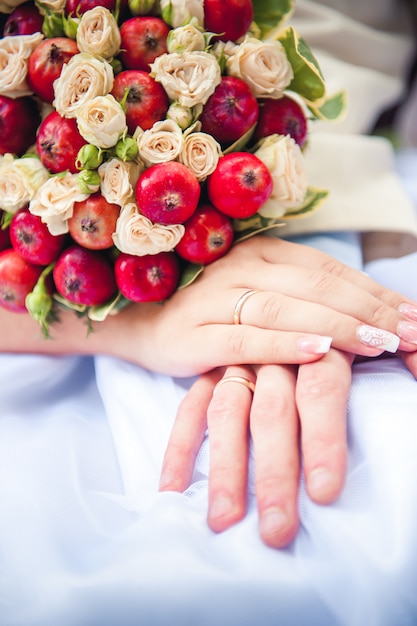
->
xmin=160 ymin=350 xmax=353 ymax=548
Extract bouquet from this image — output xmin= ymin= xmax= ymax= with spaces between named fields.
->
xmin=0 ymin=0 xmax=345 ymax=335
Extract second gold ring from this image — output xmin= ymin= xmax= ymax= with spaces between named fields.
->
xmin=233 ymin=289 xmax=260 ymax=325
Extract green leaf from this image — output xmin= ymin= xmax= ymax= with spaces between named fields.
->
xmin=283 ymin=187 xmax=329 ymax=219
xmin=223 ymin=123 xmax=256 ymax=154
xmin=88 ymin=292 xmax=131 ymax=322
xmin=307 ymin=90 xmax=347 ymax=121
xmin=252 ymin=0 xmax=294 ymax=40
xmin=178 ymin=263 xmax=204 ymax=289
xmin=233 ymin=214 xmax=286 ymax=240
xmin=278 ymin=26 xmax=326 ymax=103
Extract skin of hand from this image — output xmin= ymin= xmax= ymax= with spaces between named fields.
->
xmin=2 ymin=236 xmax=417 ymax=378
xmin=160 ymin=352 xmax=353 ymax=549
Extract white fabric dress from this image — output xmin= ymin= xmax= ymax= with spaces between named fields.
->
xmin=1 ymin=3 xmax=417 ymax=625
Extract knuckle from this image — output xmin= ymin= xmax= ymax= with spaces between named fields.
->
xmin=308 ymin=268 xmax=337 ymax=296
xmin=366 ymin=298 xmax=391 ymax=327
xmin=259 ymin=293 xmax=286 ymax=328
xmin=226 ymin=328 xmax=246 ymax=358
xmin=320 ymin=257 xmax=345 ymax=278
xmin=296 ymin=368 xmax=345 ymax=402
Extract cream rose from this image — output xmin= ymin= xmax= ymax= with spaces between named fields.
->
xmin=0 ymin=0 xmax=26 ymax=12
xmin=137 ymin=119 xmax=184 ymax=166
xmin=0 ymin=33 xmax=44 ymax=98
xmin=29 ymin=172 xmax=89 ymax=235
xmin=0 ymin=153 xmax=50 ymax=213
xmin=98 ymin=158 xmax=143 ymax=207
xmin=160 ymin=0 xmax=204 ymax=28
xmin=76 ymin=94 xmax=127 ymax=148
xmin=53 ymin=53 xmax=114 ymax=118
xmin=76 ymin=7 xmax=121 ymax=59
xmin=226 ymin=36 xmax=293 ymax=99
xmin=113 ymin=202 xmax=184 ymax=256
xmin=255 ymin=134 xmax=308 ymax=218
xmin=179 ymin=131 xmax=221 ymax=181
xmin=34 ymin=0 xmax=66 ymax=13
xmin=167 ymin=22 xmax=206 ymax=54
xmin=150 ymin=51 xmax=221 ymax=107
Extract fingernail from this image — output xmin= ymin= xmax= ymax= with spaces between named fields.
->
xmin=399 ymin=302 xmax=417 ymax=322
xmin=297 ymin=335 xmax=332 ymax=354
xmin=397 ymin=320 xmax=417 ymax=344
xmin=209 ymin=496 xmax=233 ymax=520
xmin=260 ymin=507 xmax=288 ymax=536
xmin=356 ymin=324 xmax=399 ymax=353
xmin=308 ymin=468 xmax=335 ymax=497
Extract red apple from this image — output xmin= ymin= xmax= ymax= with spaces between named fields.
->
xmin=207 ymin=152 xmax=273 ymax=218
xmin=0 ymin=222 xmax=11 ymax=252
xmin=68 ymin=192 xmax=120 ymax=250
xmin=36 ymin=111 xmax=87 ymax=174
xmin=254 ymin=95 xmax=308 ymax=147
xmin=204 ymin=0 xmax=253 ymax=42
xmin=135 ymin=161 xmax=201 ymax=225
xmin=0 ymin=248 xmax=43 ymax=313
xmin=175 ymin=204 xmax=234 ymax=265
xmin=111 ymin=70 xmax=169 ymax=134
xmin=10 ymin=208 xmax=66 ymax=265
xmin=114 ymin=250 xmax=180 ymax=302
xmin=200 ymin=76 xmax=259 ymax=146
xmin=0 ymin=95 xmax=40 ymax=156
xmin=27 ymin=37 xmax=79 ymax=104
xmin=118 ymin=16 xmax=170 ymax=72
xmin=3 ymin=2 xmax=44 ymax=36
xmin=53 ymin=245 xmax=117 ymax=306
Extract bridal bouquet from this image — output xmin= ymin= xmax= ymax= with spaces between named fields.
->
xmin=0 ymin=0 xmax=344 ymax=335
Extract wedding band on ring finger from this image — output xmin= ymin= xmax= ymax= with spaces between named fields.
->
xmin=215 ymin=376 xmax=256 ymax=394
xmin=233 ymin=289 xmax=260 ymax=325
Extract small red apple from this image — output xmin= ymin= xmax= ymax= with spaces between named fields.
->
xmin=111 ymin=70 xmax=169 ymax=134
xmin=3 ymin=2 xmax=44 ymax=36
xmin=27 ymin=37 xmax=79 ymax=104
xmin=68 ymin=192 xmax=120 ymax=250
xmin=207 ymin=152 xmax=273 ymax=218
xmin=10 ymin=208 xmax=66 ymax=265
xmin=135 ymin=161 xmax=201 ymax=225
xmin=118 ymin=16 xmax=170 ymax=71
xmin=0 ymin=248 xmax=43 ymax=313
xmin=175 ymin=204 xmax=234 ymax=265
xmin=36 ymin=111 xmax=87 ymax=174
xmin=204 ymin=0 xmax=254 ymax=42
xmin=254 ymin=95 xmax=308 ymax=147
xmin=53 ymin=245 xmax=117 ymax=306
xmin=114 ymin=250 xmax=180 ymax=302
xmin=0 ymin=95 xmax=40 ymax=156
xmin=200 ymin=76 xmax=259 ymax=146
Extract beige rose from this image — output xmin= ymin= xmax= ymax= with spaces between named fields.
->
xmin=76 ymin=94 xmax=127 ymax=148
xmin=167 ymin=22 xmax=206 ymax=54
xmin=29 ymin=172 xmax=89 ymax=235
xmin=150 ymin=51 xmax=221 ymax=107
xmin=0 ymin=33 xmax=44 ymax=98
xmin=98 ymin=157 xmax=143 ymax=207
xmin=76 ymin=7 xmax=121 ymax=59
xmin=160 ymin=0 xmax=204 ymax=28
xmin=137 ymin=119 xmax=184 ymax=166
xmin=179 ymin=131 xmax=221 ymax=181
xmin=0 ymin=0 xmax=26 ymax=12
xmin=255 ymin=134 xmax=308 ymax=217
xmin=226 ymin=36 xmax=293 ymax=99
xmin=53 ymin=53 xmax=114 ymax=118
xmin=34 ymin=0 xmax=66 ymax=13
xmin=113 ymin=202 xmax=184 ymax=255
xmin=0 ymin=153 xmax=50 ymax=213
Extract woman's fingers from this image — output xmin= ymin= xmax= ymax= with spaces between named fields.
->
xmin=296 ymin=350 xmax=353 ymax=504
xmin=249 ymin=364 xmax=300 ymax=548
xmin=159 ymin=370 xmax=221 ymax=492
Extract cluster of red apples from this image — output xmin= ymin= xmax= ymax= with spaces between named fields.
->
xmin=0 ymin=0 xmax=309 ymax=320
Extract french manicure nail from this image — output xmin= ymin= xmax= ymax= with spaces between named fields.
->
xmin=397 ymin=320 xmax=417 ymax=344
xmin=399 ymin=302 xmax=417 ymax=322
xmin=297 ymin=335 xmax=332 ymax=354
xmin=356 ymin=324 xmax=399 ymax=353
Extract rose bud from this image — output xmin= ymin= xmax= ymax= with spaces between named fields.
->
xmin=76 ymin=144 xmax=104 ymax=171
xmin=77 ymin=170 xmax=101 ymax=194
xmin=115 ymin=136 xmax=139 ymax=162
xmin=128 ymin=0 xmax=158 ymax=15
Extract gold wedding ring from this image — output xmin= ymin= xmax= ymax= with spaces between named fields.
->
xmin=215 ymin=376 xmax=256 ymax=393
xmin=233 ymin=289 xmax=260 ymax=325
